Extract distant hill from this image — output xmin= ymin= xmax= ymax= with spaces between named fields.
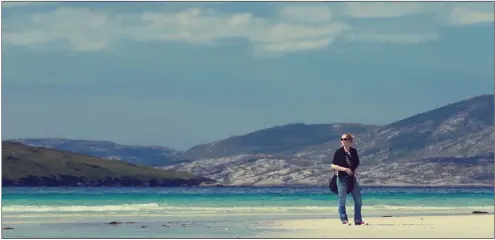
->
xmin=183 ymin=123 xmax=380 ymax=159
xmin=10 ymin=124 xmax=379 ymax=166
xmin=10 ymin=138 xmax=190 ymax=166
xmin=2 ymin=142 xmax=214 ymax=187
xmin=9 ymin=94 xmax=494 ymax=186
xmin=306 ymin=94 xmax=494 ymax=163
xmin=162 ymin=94 xmax=494 ymax=186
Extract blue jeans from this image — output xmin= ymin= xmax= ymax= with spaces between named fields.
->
xmin=337 ymin=175 xmax=362 ymax=223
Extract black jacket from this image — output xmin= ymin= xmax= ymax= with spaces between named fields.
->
xmin=332 ymin=147 xmax=360 ymax=177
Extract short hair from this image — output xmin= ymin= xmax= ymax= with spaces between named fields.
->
xmin=341 ymin=133 xmax=354 ymax=141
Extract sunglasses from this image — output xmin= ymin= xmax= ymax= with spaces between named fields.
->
xmin=341 ymin=138 xmax=351 ymax=141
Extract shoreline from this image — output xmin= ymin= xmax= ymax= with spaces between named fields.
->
xmin=3 ymin=184 xmax=494 ymax=188
xmin=4 ymin=207 xmax=493 ymax=222
xmin=217 ymin=184 xmax=494 ymax=188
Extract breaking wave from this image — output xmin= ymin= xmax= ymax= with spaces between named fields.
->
xmin=3 ymin=203 xmax=493 ymax=214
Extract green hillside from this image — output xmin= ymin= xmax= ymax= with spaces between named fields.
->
xmin=2 ymin=141 xmax=214 ymax=187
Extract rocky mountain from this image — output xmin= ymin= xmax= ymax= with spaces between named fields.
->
xmin=305 ymin=94 xmax=494 ymax=162
xmin=162 ymin=94 xmax=494 ymax=186
xmin=160 ymin=153 xmax=493 ymax=186
xmin=183 ymin=123 xmax=379 ymax=159
xmin=10 ymin=123 xmax=379 ymax=167
xmin=10 ymin=138 xmax=190 ymax=166
xmin=9 ymin=94 xmax=493 ymax=186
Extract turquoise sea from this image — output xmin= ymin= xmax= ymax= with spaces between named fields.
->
xmin=2 ymin=187 xmax=493 ymax=238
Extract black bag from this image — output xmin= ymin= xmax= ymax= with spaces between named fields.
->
xmin=328 ymin=172 xmax=354 ymax=194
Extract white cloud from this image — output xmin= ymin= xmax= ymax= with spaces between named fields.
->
xmin=447 ymin=8 xmax=494 ymax=25
xmin=3 ymin=7 xmax=351 ymax=54
xmin=2 ymin=3 xmax=493 ymax=55
xmin=347 ymin=32 xmax=439 ymax=44
xmin=125 ymin=8 xmax=351 ymax=50
xmin=340 ymin=1 xmax=494 ymax=26
xmin=341 ymin=2 xmax=430 ymax=19
xmin=2 ymin=2 xmax=32 ymax=8
xmin=258 ymin=38 xmax=334 ymax=53
xmin=2 ymin=2 xmax=53 ymax=8
xmin=4 ymin=8 xmax=114 ymax=51
xmin=279 ymin=5 xmax=332 ymax=23
xmin=338 ymin=2 xmax=491 ymax=45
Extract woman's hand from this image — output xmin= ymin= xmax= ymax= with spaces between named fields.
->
xmin=344 ymin=168 xmax=353 ymax=176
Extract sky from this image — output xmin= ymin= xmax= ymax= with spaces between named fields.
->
xmin=2 ymin=1 xmax=494 ymax=150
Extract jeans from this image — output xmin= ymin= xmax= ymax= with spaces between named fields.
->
xmin=337 ymin=175 xmax=363 ymax=223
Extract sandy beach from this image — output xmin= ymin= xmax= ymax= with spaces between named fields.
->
xmin=261 ymin=214 xmax=495 ymax=238
xmin=3 ymin=213 xmax=494 ymax=238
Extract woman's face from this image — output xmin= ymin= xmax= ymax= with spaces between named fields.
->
xmin=341 ymin=135 xmax=352 ymax=147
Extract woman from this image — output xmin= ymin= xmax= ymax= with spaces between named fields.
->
xmin=331 ymin=133 xmax=365 ymax=225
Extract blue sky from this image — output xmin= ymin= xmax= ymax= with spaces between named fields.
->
xmin=2 ymin=2 xmax=494 ymax=150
